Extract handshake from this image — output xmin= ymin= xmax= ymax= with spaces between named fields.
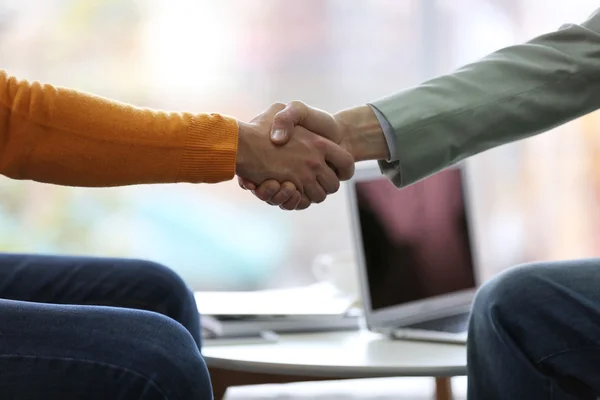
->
xmin=235 ymin=102 xmax=389 ymax=210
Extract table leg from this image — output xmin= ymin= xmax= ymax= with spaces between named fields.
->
xmin=435 ymin=377 xmax=453 ymax=400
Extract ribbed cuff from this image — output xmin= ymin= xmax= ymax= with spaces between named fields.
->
xmin=178 ymin=114 xmax=239 ymax=183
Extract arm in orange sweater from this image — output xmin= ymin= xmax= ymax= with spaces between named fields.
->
xmin=0 ymin=70 xmax=239 ymax=187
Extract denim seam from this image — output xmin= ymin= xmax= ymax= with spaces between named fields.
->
xmin=0 ymin=354 xmax=169 ymax=399
xmin=535 ymin=346 xmax=600 ymax=400
xmin=535 ymin=345 xmax=600 ymax=365
xmin=487 ymin=305 xmax=554 ymax=398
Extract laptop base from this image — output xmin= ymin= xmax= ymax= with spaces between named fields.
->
xmin=390 ymin=312 xmax=469 ymax=345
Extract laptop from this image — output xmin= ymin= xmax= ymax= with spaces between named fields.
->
xmin=346 ymin=164 xmax=480 ymax=344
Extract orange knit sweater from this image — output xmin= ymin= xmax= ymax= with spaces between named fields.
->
xmin=0 ymin=70 xmax=239 ymax=187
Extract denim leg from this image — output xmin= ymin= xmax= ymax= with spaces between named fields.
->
xmin=468 ymin=259 xmax=600 ymax=400
xmin=0 ymin=253 xmax=210 ymax=399
xmin=0 ymin=253 xmax=202 ymax=348
xmin=0 ymin=297 xmax=212 ymax=400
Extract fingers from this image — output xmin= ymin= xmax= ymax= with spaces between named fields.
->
xmin=252 ymin=180 xmax=281 ymax=202
xmin=323 ymin=141 xmax=355 ymax=181
xmin=250 ymin=103 xmax=287 ymax=126
xmin=268 ymin=182 xmax=297 ymax=206
xmin=241 ymin=172 xmax=334 ymax=209
xmin=301 ymin=162 xmax=339 ymax=206
xmin=238 ymin=177 xmax=257 ymax=191
xmin=243 ymin=179 xmax=307 ymax=211
xmin=271 ymin=101 xmax=339 ymax=145
xmin=280 ymin=191 xmax=302 ymax=210
xmin=245 ymin=180 xmax=314 ymax=211
xmin=295 ymin=194 xmax=311 ymax=210
xmin=317 ymin=166 xmax=340 ymax=195
xmin=304 ymin=180 xmax=327 ymax=204
xmin=242 ymin=101 xmax=348 ymax=209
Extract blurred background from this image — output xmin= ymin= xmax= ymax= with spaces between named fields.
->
xmin=1 ymin=0 xmax=600 ymax=291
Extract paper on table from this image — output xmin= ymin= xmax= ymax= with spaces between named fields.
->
xmin=195 ymin=282 xmax=355 ymax=316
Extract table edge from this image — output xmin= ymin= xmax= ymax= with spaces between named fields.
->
xmin=204 ymin=356 xmax=467 ymax=378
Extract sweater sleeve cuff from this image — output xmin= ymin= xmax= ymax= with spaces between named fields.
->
xmin=178 ymin=114 xmax=239 ymax=183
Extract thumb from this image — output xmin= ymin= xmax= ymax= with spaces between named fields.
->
xmin=271 ymin=101 xmax=339 ymax=146
xmin=270 ymin=104 xmax=299 ymax=146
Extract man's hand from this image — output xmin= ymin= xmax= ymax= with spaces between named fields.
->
xmin=270 ymin=101 xmax=352 ymax=153
xmin=236 ymin=103 xmax=354 ymax=206
xmin=239 ymin=101 xmax=351 ymax=210
xmin=239 ymin=101 xmax=389 ymax=210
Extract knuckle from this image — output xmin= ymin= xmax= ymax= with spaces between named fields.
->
xmin=313 ymin=137 xmax=328 ymax=151
xmin=282 ymin=181 xmax=296 ymax=191
xmin=289 ymin=100 xmax=308 ymax=120
xmin=289 ymin=100 xmax=305 ymax=109
xmin=269 ymin=103 xmax=286 ymax=114
xmin=307 ymin=158 xmax=322 ymax=171
xmin=273 ymin=114 xmax=287 ymax=124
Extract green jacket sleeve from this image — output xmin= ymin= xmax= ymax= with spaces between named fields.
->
xmin=371 ymin=9 xmax=600 ymax=187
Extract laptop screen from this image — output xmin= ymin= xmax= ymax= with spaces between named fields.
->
xmin=354 ymin=168 xmax=476 ymax=312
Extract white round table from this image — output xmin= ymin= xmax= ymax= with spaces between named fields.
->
xmin=203 ymin=329 xmax=467 ymax=400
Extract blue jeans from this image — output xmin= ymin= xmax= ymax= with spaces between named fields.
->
xmin=468 ymin=259 xmax=600 ymax=399
xmin=0 ymin=253 xmax=212 ymax=399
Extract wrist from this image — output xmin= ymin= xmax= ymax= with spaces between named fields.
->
xmin=235 ymin=121 xmax=252 ymax=176
xmin=334 ymin=105 xmax=390 ymax=162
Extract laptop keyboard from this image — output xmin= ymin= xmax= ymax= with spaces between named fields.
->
xmin=403 ymin=312 xmax=470 ymax=333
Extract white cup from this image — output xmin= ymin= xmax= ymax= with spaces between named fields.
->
xmin=311 ymin=250 xmax=360 ymax=300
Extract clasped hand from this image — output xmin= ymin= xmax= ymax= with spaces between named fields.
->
xmin=236 ymin=102 xmax=354 ymax=210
